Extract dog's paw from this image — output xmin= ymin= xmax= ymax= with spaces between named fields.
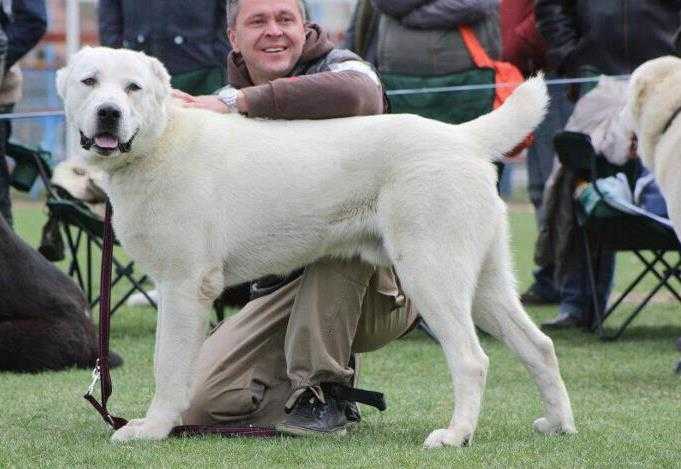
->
xmin=532 ymin=417 xmax=577 ymax=435
xmin=111 ymin=417 xmax=173 ymax=442
xmin=423 ymin=428 xmax=472 ymax=449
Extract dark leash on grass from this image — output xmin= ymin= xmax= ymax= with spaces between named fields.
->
xmin=83 ymin=201 xmax=278 ymax=438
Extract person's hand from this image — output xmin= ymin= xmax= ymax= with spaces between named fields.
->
xmin=170 ymin=89 xmax=195 ymax=103
xmin=170 ymin=89 xmax=248 ymax=114
xmin=173 ymin=92 xmax=229 ymax=114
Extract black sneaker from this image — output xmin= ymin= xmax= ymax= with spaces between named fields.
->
xmin=276 ymin=386 xmax=349 ymax=436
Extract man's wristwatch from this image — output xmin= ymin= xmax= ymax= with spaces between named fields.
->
xmin=217 ymin=88 xmax=240 ymax=114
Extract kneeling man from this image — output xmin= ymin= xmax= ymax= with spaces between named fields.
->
xmin=177 ymin=0 xmax=419 ymax=436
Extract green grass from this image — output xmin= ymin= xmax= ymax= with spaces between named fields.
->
xmin=1 ymin=203 xmax=680 ymax=468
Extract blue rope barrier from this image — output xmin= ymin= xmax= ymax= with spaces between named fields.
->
xmin=385 ymin=75 xmax=630 ymax=96
xmin=0 ymin=110 xmax=64 ymax=120
xmin=0 ymin=75 xmax=631 ymax=118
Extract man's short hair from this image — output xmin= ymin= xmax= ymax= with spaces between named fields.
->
xmin=227 ymin=0 xmax=308 ymax=29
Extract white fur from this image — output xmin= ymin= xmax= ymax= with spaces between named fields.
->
xmin=58 ymin=47 xmax=576 ymax=447
xmin=627 ymin=56 xmax=681 ymax=241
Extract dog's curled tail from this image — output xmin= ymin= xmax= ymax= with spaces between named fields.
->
xmin=460 ymin=73 xmax=549 ymax=159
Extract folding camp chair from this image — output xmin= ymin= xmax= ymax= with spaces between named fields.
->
xmin=554 ymin=131 xmax=681 ymax=340
xmin=7 ymin=142 xmax=157 ymax=315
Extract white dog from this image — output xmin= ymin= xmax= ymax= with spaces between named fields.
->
xmin=627 ymin=56 xmax=681 ymax=238
xmin=56 ymin=47 xmax=575 ymax=448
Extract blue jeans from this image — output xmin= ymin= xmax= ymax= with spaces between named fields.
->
xmin=527 ymin=79 xmax=574 ymax=301
xmin=559 ymin=246 xmax=615 ymax=322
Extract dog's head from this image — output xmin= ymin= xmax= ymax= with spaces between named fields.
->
xmin=626 ymin=56 xmax=681 ymax=170
xmin=56 ymin=47 xmax=171 ymax=171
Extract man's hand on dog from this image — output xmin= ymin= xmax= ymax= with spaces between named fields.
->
xmin=171 ymin=89 xmax=248 ymax=114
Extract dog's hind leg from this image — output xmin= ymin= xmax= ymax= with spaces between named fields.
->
xmin=472 ymin=222 xmax=576 ymax=436
xmin=390 ymin=241 xmax=490 ymax=449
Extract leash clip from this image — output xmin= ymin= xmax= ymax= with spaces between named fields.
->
xmin=86 ymin=359 xmax=101 ymax=396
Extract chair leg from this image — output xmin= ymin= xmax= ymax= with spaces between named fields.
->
xmin=581 ymin=226 xmax=604 ymax=336
xmin=588 ymin=248 xmax=681 ymax=341
xmin=602 ymin=251 xmax=662 ymax=323
xmin=640 ymin=252 xmax=681 ymax=303
xmin=87 ymin=234 xmax=157 ymax=314
xmin=62 ymin=224 xmax=85 ymax=291
xmin=601 ymin=263 xmax=676 ymax=341
xmin=111 ymin=274 xmax=154 ymax=314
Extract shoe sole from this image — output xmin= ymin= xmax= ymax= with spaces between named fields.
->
xmin=275 ymin=423 xmax=348 ymax=437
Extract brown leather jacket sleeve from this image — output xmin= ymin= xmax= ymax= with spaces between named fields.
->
xmin=241 ymin=70 xmax=385 ymax=120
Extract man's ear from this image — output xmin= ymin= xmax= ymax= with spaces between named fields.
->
xmin=147 ymin=55 xmax=171 ymax=102
xmin=228 ymin=30 xmax=239 ymax=53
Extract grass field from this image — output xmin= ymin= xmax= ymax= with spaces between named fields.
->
xmin=1 ymin=202 xmax=680 ymax=468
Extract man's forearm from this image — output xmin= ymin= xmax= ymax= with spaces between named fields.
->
xmin=241 ymin=70 xmax=385 ymax=120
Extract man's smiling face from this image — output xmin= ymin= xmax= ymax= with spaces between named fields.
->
xmin=228 ymin=0 xmax=306 ymax=85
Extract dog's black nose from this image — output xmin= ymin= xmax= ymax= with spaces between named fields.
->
xmin=97 ymin=105 xmax=121 ymax=124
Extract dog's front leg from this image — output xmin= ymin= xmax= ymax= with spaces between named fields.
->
xmin=112 ymin=282 xmax=209 ymax=442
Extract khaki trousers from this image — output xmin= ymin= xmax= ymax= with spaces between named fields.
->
xmin=183 ymin=258 xmax=417 ymax=426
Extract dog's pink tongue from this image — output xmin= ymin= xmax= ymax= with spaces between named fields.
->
xmin=95 ymin=135 xmax=119 ymax=149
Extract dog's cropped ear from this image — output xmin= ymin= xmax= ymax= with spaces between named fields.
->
xmin=55 ymin=65 xmax=69 ymax=100
xmin=628 ymin=56 xmax=681 ymax=125
xmin=55 ymin=47 xmax=93 ymax=100
xmin=147 ymin=55 xmax=171 ymax=102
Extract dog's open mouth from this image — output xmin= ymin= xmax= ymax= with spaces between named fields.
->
xmin=80 ymin=130 xmax=138 ymax=155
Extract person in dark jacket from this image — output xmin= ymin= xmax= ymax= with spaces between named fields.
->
xmin=501 ymin=0 xmax=572 ymax=307
xmin=536 ymin=0 xmax=681 ymax=77
xmin=347 ymin=0 xmax=500 ymax=76
xmin=535 ymin=0 xmax=681 ymax=329
xmin=98 ymin=0 xmax=231 ymax=95
xmin=0 ymin=0 xmax=46 ymax=228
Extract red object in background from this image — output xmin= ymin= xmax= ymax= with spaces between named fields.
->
xmin=458 ymin=25 xmax=534 ymax=157
xmin=505 ymin=133 xmax=535 ymax=159
xmin=499 ymin=0 xmax=547 ymax=76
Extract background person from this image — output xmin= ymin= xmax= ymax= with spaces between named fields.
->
xmin=535 ymin=0 xmax=681 ymax=329
xmin=177 ymin=0 xmax=419 ymax=437
xmin=98 ymin=0 xmax=231 ymax=95
xmin=0 ymin=0 xmax=46 ymax=228
xmin=500 ymin=0 xmax=573 ymax=307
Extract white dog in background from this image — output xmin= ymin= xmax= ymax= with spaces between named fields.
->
xmin=627 ymin=56 xmax=681 ymax=237
xmin=56 ymin=47 xmax=575 ymax=448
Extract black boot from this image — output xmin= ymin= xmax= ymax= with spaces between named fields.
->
xmin=276 ymin=385 xmax=349 ymax=436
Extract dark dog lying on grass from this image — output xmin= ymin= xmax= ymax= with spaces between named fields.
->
xmin=0 ymin=214 xmax=122 ymax=372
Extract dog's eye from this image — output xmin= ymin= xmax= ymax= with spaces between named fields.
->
xmin=81 ymin=77 xmax=97 ymax=87
xmin=126 ymin=83 xmax=142 ymax=93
